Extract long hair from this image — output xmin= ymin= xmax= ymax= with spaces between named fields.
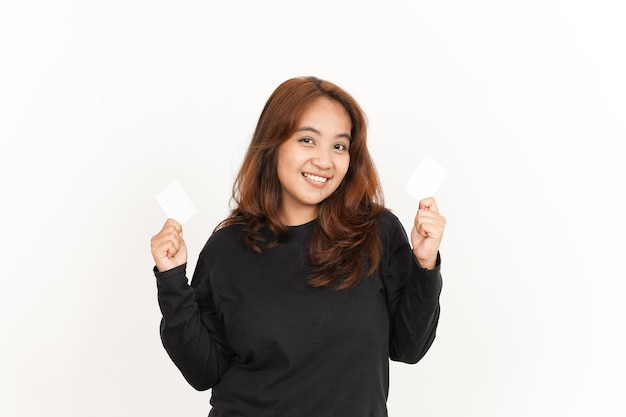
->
xmin=217 ymin=76 xmax=385 ymax=289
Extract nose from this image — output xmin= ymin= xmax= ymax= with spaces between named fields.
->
xmin=312 ymin=148 xmax=332 ymax=169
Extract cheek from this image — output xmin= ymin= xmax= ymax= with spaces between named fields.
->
xmin=276 ymin=148 xmax=291 ymax=175
xmin=338 ymin=156 xmax=350 ymax=178
xmin=276 ymin=163 xmax=291 ymax=190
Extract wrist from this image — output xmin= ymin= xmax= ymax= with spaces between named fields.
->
xmin=418 ymin=259 xmax=436 ymax=270
xmin=414 ymin=251 xmax=438 ymax=270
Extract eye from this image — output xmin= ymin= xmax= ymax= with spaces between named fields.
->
xmin=298 ymin=137 xmax=315 ymax=145
xmin=333 ymin=143 xmax=349 ymax=152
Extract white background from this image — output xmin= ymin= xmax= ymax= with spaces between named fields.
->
xmin=1 ymin=1 xmax=624 ymax=416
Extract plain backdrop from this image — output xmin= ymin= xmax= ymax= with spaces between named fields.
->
xmin=1 ymin=1 xmax=624 ymax=416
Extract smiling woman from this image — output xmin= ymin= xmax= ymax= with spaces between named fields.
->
xmin=150 ymin=76 xmax=446 ymax=416
xmin=276 ymin=97 xmax=351 ymax=225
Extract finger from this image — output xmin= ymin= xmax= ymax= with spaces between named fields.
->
xmin=151 ymin=226 xmax=182 ymax=245
xmin=416 ymin=208 xmax=444 ymax=220
xmin=158 ymin=219 xmax=184 ymax=241
xmin=415 ymin=216 xmax=446 ymax=238
xmin=415 ymin=210 xmax=445 ymax=228
xmin=418 ymin=197 xmax=439 ymax=214
xmin=420 ymin=220 xmax=445 ymax=239
xmin=151 ymin=237 xmax=179 ymax=260
xmin=163 ymin=218 xmax=183 ymax=234
xmin=151 ymin=229 xmax=183 ymax=257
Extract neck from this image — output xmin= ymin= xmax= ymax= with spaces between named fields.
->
xmin=280 ymin=208 xmax=318 ymax=226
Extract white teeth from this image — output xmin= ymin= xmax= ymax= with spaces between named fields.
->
xmin=303 ymin=173 xmax=328 ymax=183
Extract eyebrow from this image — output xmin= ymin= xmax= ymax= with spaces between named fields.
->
xmin=295 ymin=126 xmax=352 ymax=142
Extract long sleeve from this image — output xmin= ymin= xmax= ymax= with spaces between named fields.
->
xmin=380 ymin=211 xmax=443 ymax=364
xmin=155 ymin=260 xmax=233 ymax=390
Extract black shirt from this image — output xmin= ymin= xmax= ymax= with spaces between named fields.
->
xmin=155 ymin=209 xmax=442 ymax=416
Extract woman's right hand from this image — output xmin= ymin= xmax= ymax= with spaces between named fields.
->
xmin=150 ymin=218 xmax=188 ymax=272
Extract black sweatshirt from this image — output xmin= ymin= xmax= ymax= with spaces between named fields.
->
xmin=155 ymin=209 xmax=442 ymax=417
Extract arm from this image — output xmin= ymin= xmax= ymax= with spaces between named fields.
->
xmin=386 ymin=249 xmax=443 ymax=363
xmin=382 ymin=202 xmax=445 ymax=363
xmin=152 ymin=220 xmax=232 ymax=390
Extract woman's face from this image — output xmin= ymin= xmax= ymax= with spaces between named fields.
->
xmin=276 ymin=97 xmax=351 ymax=225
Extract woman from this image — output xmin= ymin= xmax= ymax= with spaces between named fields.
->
xmin=151 ymin=76 xmax=445 ymax=416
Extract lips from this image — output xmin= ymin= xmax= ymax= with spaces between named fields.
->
xmin=302 ymin=172 xmax=330 ymax=184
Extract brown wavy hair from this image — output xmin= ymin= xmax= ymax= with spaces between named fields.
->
xmin=217 ymin=76 xmax=384 ymax=289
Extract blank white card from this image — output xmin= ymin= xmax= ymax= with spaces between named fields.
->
xmin=155 ymin=180 xmax=197 ymax=224
xmin=405 ymin=155 xmax=448 ymax=201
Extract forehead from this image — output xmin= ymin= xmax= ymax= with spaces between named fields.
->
xmin=296 ymin=97 xmax=352 ymax=129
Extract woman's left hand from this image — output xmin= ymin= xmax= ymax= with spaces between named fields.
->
xmin=411 ymin=197 xmax=446 ymax=269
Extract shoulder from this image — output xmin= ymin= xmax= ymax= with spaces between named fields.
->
xmin=200 ymin=223 xmax=247 ymax=258
xmin=377 ymin=208 xmax=400 ymax=225
xmin=376 ymin=208 xmax=411 ymax=260
xmin=376 ymin=208 xmax=406 ymax=237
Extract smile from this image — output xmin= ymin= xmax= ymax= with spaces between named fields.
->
xmin=302 ymin=173 xmax=330 ymax=184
